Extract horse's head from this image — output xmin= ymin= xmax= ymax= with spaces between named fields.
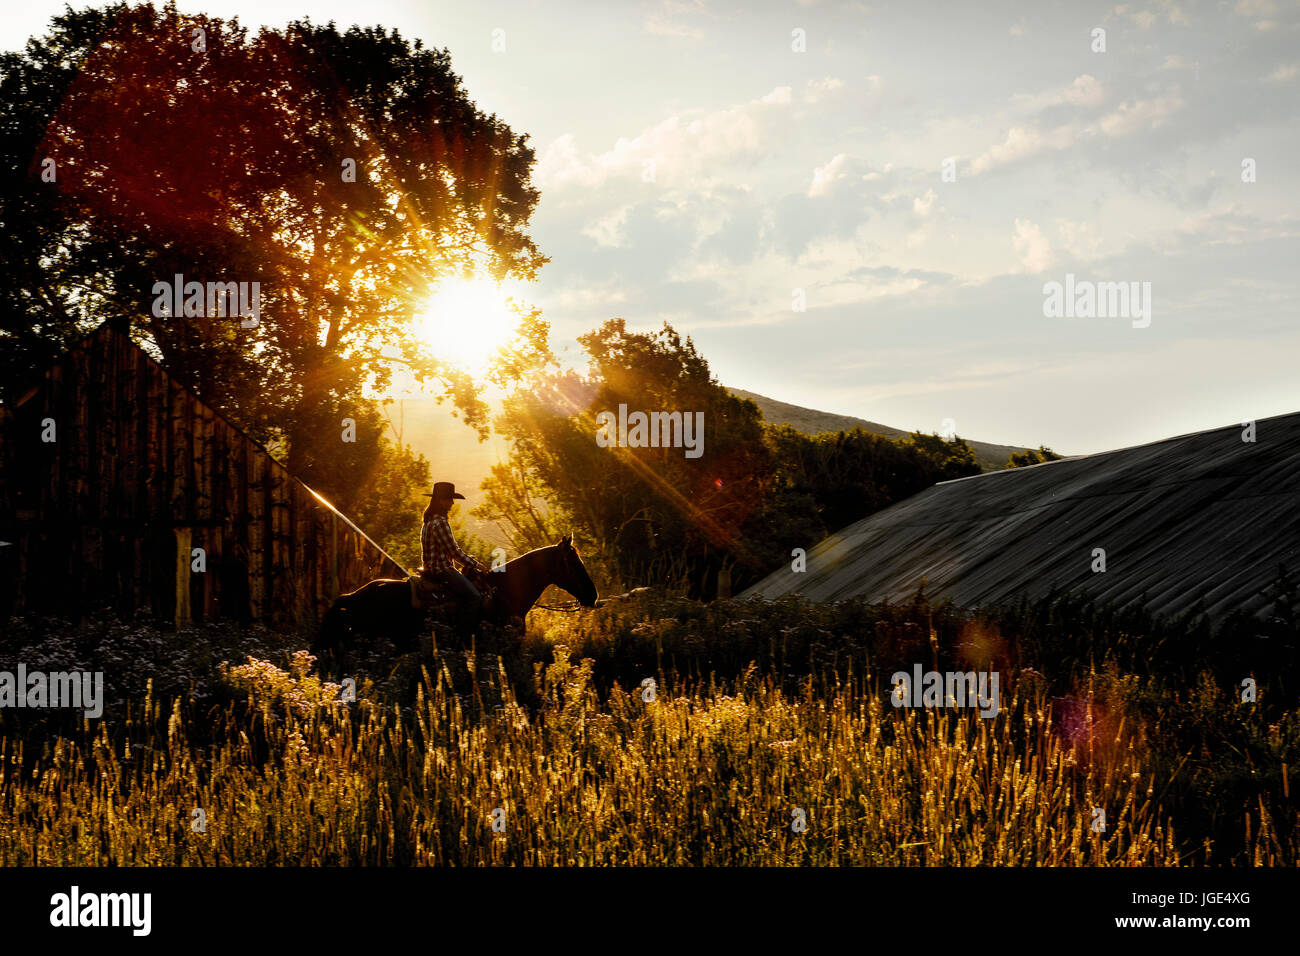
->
xmin=552 ymin=533 xmax=598 ymax=608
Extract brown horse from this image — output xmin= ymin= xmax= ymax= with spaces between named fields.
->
xmin=311 ymin=534 xmax=597 ymax=663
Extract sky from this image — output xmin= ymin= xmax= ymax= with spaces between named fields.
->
xmin=3 ymin=0 xmax=1297 ymax=454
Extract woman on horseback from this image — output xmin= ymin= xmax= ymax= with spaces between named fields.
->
xmin=420 ymin=481 xmax=490 ymax=634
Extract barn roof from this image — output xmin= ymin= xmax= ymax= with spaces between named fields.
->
xmin=739 ymin=412 xmax=1300 ymax=621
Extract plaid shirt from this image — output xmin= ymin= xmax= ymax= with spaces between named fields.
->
xmin=421 ymin=515 xmax=486 ymax=575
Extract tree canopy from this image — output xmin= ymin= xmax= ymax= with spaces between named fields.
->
xmin=1 ymin=1 xmax=550 ymax=554
xmin=1007 ymin=445 xmax=1064 ymax=468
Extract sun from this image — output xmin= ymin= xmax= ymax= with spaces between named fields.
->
xmin=413 ymin=278 xmax=523 ymax=375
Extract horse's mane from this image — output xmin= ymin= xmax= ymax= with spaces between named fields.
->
xmin=516 ymin=543 xmax=559 ymax=560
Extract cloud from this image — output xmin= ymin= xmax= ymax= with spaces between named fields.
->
xmin=967 ymin=87 xmax=1182 ymax=175
xmin=913 ymin=188 xmax=937 ymax=217
xmin=804 ymin=76 xmax=845 ymax=103
xmin=965 ymin=75 xmax=1111 ymax=175
xmin=1176 ymin=205 xmax=1300 ymax=246
xmin=1111 ymin=2 xmax=1186 ymax=27
xmin=644 ymin=0 xmax=710 ymax=39
xmin=1234 ymin=0 xmax=1276 ymax=15
xmin=1012 ymin=74 xmax=1105 ymax=113
xmin=536 ymin=134 xmax=601 ymax=191
xmin=809 ymin=153 xmax=853 ymax=197
xmin=1062 ymin=74 xmax=1105 ymax=108
xmin=969 ymin=125 xmax=1077 ymax=175
xmin=1233 ymin=0 xmax=1277 ymax=29
xmin=1055 ymin=219 xmax=1105 ymax=261
xmin=536 ymin=86 xmax=795 ymax=191
xmin=548 ymin=281 xmax=630 ymax=312
xmin=1159 ymin=1 xmax=1189 ymax=25
xmin=1097 ymin=93 xmax=1184 ymax=137
xmin=581 ymin=206 xmax=632 ymax=247
xmin=1012 ymin=219 xmax=1053 ymax=273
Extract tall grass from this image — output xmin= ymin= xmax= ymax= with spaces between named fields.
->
xmin=0 ymin=591 xmax=1294 ymax=865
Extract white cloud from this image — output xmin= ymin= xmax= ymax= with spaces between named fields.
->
xmin=913 ymin=188 xmax=938 ymax=217
xmin=969 ymin=124 xmax=1077 ymax=175
xmin=1176 ymin=205 xmax=1300 ymax=245
xmin=1112 ymin=2 xmax=1186 ymax=27
xmin=1234 ymin=0 xmax=1277 ymax=29
xmin=972 ymin=76 xmax=1105 ymax=173
xmin=535 ymin=87 xmax=795 ymax=191
xmin=1063 ymin=74 xmax=1105 ymax=108
xmin=1014 ymin=74 xmax=1105 ymax=112
xmin=1098 ymin=93 xmax=1184 ymax=137
xmin=547 ymin=282 xmax=630 ymax=312
xmin=1160 ymin=0 xmax=1189 ymax=25
xmin=581 ymin=206 xmax=631 ymax=247
xmin=804 ymin=76 xmax=844 ymax=103
xmin=1055 ymin=219 xmax=1105 ymax=261
xmin=809 ymin=153 xmax=852 ymax=197
xmin=536 ymin=133 xmax=602 ymax=190
xmin=644 ymin=0 xmax=709 ymax=39
xmin=969 ymin=85 xmax=1183 ymax=175
xmin=1234 ymin=0 xmax=1276 ymax=15
xmin=1012 ymin=219 xmax=1054 ymax=273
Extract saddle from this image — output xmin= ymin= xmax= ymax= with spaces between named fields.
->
xmin=409 ymin=574 xmax=446 ymax=610
xmin=408 ymin=571 xmax=496 ymax=614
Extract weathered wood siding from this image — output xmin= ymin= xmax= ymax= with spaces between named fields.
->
xmin=0 ymin=323 xmax=405 ymax=629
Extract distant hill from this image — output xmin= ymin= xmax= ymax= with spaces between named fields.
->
xmin=727 ymin=388 xmax=1038 ymax=472
xmin=383 ymin=388 xmax=1048 ymax=548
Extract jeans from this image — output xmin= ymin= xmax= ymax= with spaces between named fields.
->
xmin=428 ymin=569 xmax=481 ymax=633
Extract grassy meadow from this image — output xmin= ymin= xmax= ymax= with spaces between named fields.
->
xmin=0 ymin=590 xmax=1295 ymax=866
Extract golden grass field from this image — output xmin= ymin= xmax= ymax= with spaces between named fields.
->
xmin=0 ymin=593 xmax=1295 ymax=865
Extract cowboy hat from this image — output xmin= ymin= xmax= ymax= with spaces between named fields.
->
xmin=422 ymin=481 xmax=465 ymax=500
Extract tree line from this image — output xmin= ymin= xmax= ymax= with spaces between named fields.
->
xmin=475 ymin=319 xmax=983 ymax=598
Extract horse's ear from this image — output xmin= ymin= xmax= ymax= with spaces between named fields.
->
xmin=562 ymin=533 xmax=572 ymax=546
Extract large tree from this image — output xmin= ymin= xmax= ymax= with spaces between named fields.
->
xmin=0 ymin=2 xmax=548 ymax=529
xmin=478 ymin=320 xmax=778 ymax=595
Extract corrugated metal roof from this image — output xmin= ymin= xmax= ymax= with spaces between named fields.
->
xmin=739 ymin=412 xmax=1300 ymax=621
